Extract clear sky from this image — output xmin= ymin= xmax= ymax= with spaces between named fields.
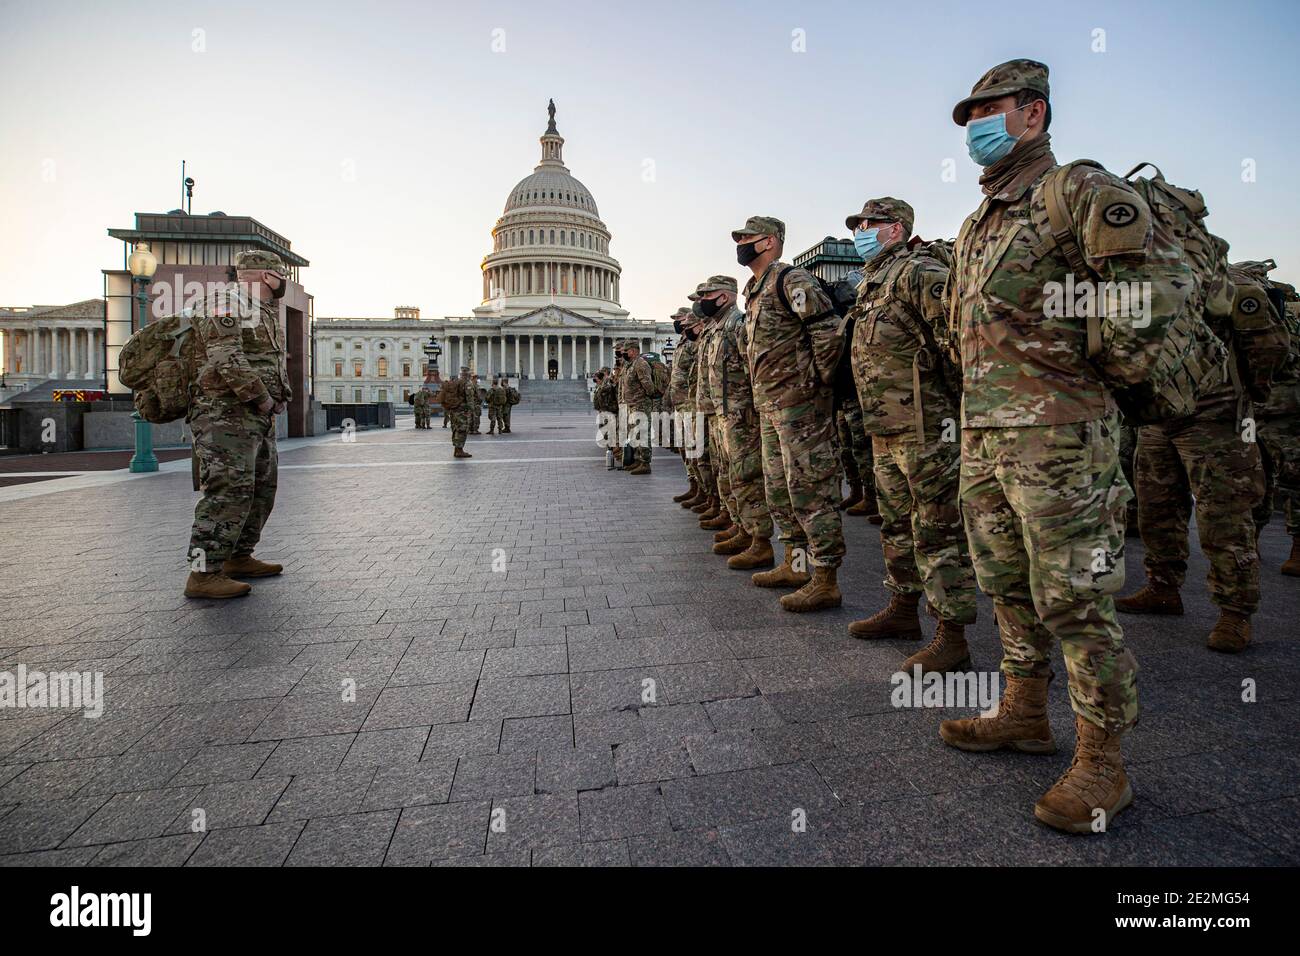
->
xmin=2 ymin=0 xmax=1298 ymax=325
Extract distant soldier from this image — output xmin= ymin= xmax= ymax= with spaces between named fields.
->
xmin=733 ymin=215 xmax=845 ymax=612
xmin=184 ymin=250 xmax=292 ymax=599
xmin=439 ymin=366 xmax=475 ymax=459
xmin=940 ymin=59 xmax=1195 ymax=833
xmin=487 ymin=378 xmax=508 ymax=434
xmin=503 ymin=380 xmax=520 ymax=433
xmin=694 ymin=275 xmax=775 ymax=570
xmin=469 ymin=376 xmax=485 ymax=434
xmin=836 ymin=397 xmax=880 ymax=522
xmin=412 ymin=385 xmax=431 ymax=429
xmin=618 ymin=340 xmax=657 ymax=474
xmin=841 ymin=196 xmax=977 ymax=674
xmin=692 ymin=281 xmax=729 ymax=529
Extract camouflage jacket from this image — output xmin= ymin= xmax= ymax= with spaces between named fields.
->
xmin=700 ymin=305 xmax=754 ymax=418
xmin=412 ymin=389 xmax=431 ymax=409
xmin=670 ymin=339 xmax=698 ymax=412
xmin=850 ymin=243 xmax=957 ymax=436
xmin=487 ymin=386 xmax=507 ymax=407
xmin=188 ymin=287 xmax=290 ymax=406
xmin=694 ymin=318 xmax=723 ymax=415
xmin=949 ymin=141 xmax=1188 ymax=428
xmin=742 ymin=261 xmax=838 ymax=410
xmin=618 ymin=354 xmax=656 ymax=408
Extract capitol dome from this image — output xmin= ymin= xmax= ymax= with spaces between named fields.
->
xmin=479 ymin=100 xmax=622 ymax=311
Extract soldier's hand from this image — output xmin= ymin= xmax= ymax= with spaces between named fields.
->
xmin=255 ymin=396 xmax=275 ymax=415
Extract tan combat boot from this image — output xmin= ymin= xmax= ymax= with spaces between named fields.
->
xmin=902 ymin=620 xmax=972 ymax=674
xmin=728 ymin=536 xmax=775 ymax=570
xmin=681 ymin=487 xmax=707 ymax=509
xmin=696 ymin=497 xmax=721 ymax=520
xmin=628 ymin=463 xmax=651 ymax=475
xmin=1114 ymin=582 xmax=1183 ymax=615
xmin=838 ymin=481 xmax=863 ymax=511
xmin=184 ymin=571 xmax=252 ymax=600
xmin=223 ymin=554 xmax=283 ymax=578
xmin=779 ymin=566 xmax=842 ymax=612
xmin=714 ymin=531 xmax=752 ymax=556
xmin=751 ymin=546 xmax=810 ymax=587
xmin=939 ymin=674 xmax=1057 ymax=754
xmin=691 ymin=495 xmax=717 ymax=515
xmin=848 ymin=592 xmax=922 ymax=639
xmin=454 ymin=448 xmax=472 ymax=459
xmin=673 ymin=480 xmax=699 ymax=504
xmin=1033 ymin=715 xmax=1133 ymax=834
xmin=848 ymin=495 xmax=882 ymax=524
xmin=713 ymin=523 xmax=741 ymax=543
xmin=1206 ymin=609 xmax=1251 ymax=653
xmin=701 ymin=510 xmax=731 ymax=530
xmin=1282 ymin=536 xmax=1300 ymax=577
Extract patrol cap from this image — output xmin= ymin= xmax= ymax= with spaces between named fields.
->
xmin=460 ymin=365 xmax=471 ymax=373
xmin=952 ymin=58 xmax=1050 ymax=126
xmin=730 ymin=216 xmax=785 ymax=243
xmin=846 ymin=197 xmax=915 ymax=234
xmin=688 ymin=275 xmax=739 ymax=300
xmin=234 ymin=249 xmax=289 ymax=276
xmin=670 ymin=306 xmax=692 ymax=318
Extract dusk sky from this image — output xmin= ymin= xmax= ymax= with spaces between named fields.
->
xmin=2 ymin=0 xmax=1298 ymax=323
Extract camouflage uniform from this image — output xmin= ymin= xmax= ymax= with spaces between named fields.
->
xmin=669 ymin=324 xmax=701 ymax=482
xmin=737 ymin=218 xmax=845 ymax=569
xmin=1245 ymin=268 xmax=1300 ymax=539
xmin=469 ymin=383 xmax=485 ymax=434
xmin=682 ymin=333 xmax=713 ymax=490
xmin=618 ymin=348 xmax=656 ymax=467
xmin=695 ymin=278 xmax=772 ymax=540
xmin=946 ymin=66 xmax=1199 ymax=731
xmin=503 ymin=384 xmax=520 ymax=432
xmin=835 ymin=397 xmax=874 ymax=495
xmin=694 ymin=291 xmax=732 ymax=516
xmin=186 ymin=253 xmax=291 ymax=571
xmin=448 ymin=370 xmax=476 ymax=450
xmin=412 ymin=387 xmax=431 ymax=428
xmin=848 ymin=197 xmax=976 ymax=625
xmin=487 ymin=383 xmax=508 ymax=433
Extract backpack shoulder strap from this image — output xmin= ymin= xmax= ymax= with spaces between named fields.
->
xmin=773 ymin=266 xmax=796 ymax=315
xmin=1038 ymin=161 xmax=1105 ymax=358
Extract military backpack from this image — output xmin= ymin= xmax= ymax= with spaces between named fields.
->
xmin=117 ymin=314 xmax=195 ymax=424
xmin=1039 ymin=160 xmax=1229 ymax=424
xmin=643 ymin=353 xmax=671 ymax=399
xmin=435 ymin=379 xmax=465 ymax=411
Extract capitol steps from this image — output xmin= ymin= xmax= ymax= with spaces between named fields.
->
xmin=519 ymin=378 xmax=594 ymax=408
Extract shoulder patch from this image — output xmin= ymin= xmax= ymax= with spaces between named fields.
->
xmin=1082 ymin=183 xmax=1151 ymax=260
xmin=218 ymin=315 xmax=237 ymax=329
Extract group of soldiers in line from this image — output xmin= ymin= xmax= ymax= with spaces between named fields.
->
xmin=412 ymin=371 xmax=520 ymax=456
xmin=597 ymin=58 xmax=1300 ymax=835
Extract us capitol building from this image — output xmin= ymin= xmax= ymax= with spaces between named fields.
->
xmin=315 ymin=101 xmax=673 ymax=403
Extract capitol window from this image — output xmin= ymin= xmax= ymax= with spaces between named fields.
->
xmin=402 ymin=362 xmax=411 ymax=377
xmin=378 ymin=358 xmax=388 ymax=378
xmin=334 ymin=341 xmax=342 ymax=350
xmin=334 ymin=361 xmax=343 ymax=377
xmin=529 ymin=230 xmax=534 ymax=243
xmin=353 ymin=360 xmax=363 ymax=377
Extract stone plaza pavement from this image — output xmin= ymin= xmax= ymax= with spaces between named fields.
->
xmin=0 ymin=408 xmax=1297 ymax=867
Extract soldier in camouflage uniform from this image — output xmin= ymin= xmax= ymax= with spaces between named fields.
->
xmin=1117 ymin=258 xmax=1288 ymax=652
xmin=487 ymin=378 xmax=508 ymax=434
xmin=937 ymin=60 xmax=1195 ymax=834
xmin=1251 ymin=267 xmax=1300 ymax=574
xmin=1117 ymin=419 xmax=1140 ymax=535
xmin=692 ymin=282 xmax=731 ymax=531
xmin=734 ymin=216 xmax=845 ymax=612
xmin=681 ymin=316 xmax=716 ymax=508
xmin=412 ymin=386 xmax=432 ymax=429
xmin=184 ymin=250 xmax=292 ymax=599
xmin=619 ymin=340 xmax=656 ymax=475
xmin=693 ymin=276 xmax=776 ymax=569
xmin=842 ymin=197 xmax=978 ymax=674
xmin=448 ymin=366 xmax=476 ymax=458
xmin=502 ymin=380 xmax=519 ymax=433
xmin=669 ymin=308 xmax=704 ymax=505
xmin=469 ymin=377 xmax=485 ymax=434
xmin=836 ymin=395 xmax=880 ymax=522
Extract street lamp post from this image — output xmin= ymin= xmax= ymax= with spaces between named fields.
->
xmin=127 ymin=241 xmax=159 ymax=473
xmin=662 ymin=337 xmax=675 ymax=369
xmin=422 ymin=335 xmax=442 ymax=383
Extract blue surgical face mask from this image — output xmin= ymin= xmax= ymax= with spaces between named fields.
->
xmin=854 ymin=227 xmax=883 ymax=262
xmin=965 ymin=105 xmax=1028 ymax=166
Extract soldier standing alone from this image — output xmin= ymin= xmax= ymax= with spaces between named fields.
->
xmin=184 ymin=250 xmax=292 ymax=599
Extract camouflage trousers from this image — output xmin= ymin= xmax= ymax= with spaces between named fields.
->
xmin=414 ymin=408 xmax=429 ymax=428
xmin=693 ymin=412 xmax=715 ymax=492
xmin=873 ymin=427 xmax=976 ymax=624
xmin=721 ymin=408 xmax=774 ymax=539
xmin=1254 ymin=414 xmax=1300 ymax=537
xmin=449 ymin=406 xmax=471 ymax=449
xmin=488 ymin=406 xmax=506 ymax=432
xmin=836 ymin=397 xmax=875 ymax=494
xmin=758 ymin=392 xmax=845 ymax=568
xmin=1136 ymin=414 xmax=1264 ymax=614
xmin=188 ymin=398 xmax=279 ymax=570
xmin=469 ymin=406 xmax=482 ymax=433
xmin=960 ymin=416 xmax=1137 ymax=733
xmin=707 ymin=416 xmax=734 ymax=517
xmin=1118 ymin=420 xmax=1140 ymax=526
xmin=502 ymin=405 xmax=513 ymax=430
